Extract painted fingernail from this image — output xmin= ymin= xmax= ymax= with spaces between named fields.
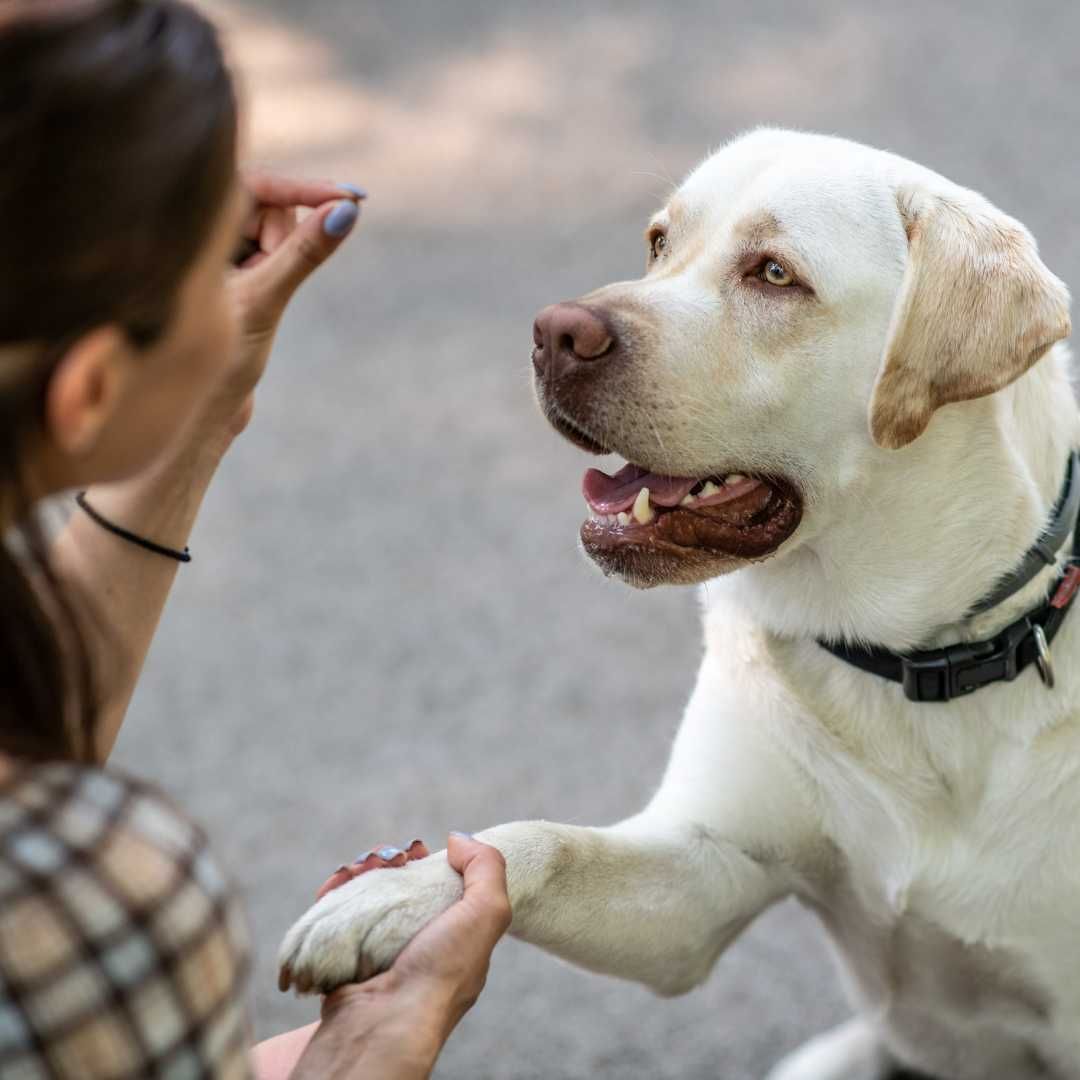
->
xmin=354 ymin=850 xmax=373 ymax=864
xmin=338 ymin=183 xmax=368 ymax=199
xmin=450 ymin=831 xmax=474 ymax=840
xmin=323 ymin=199 xmax=359 ymax=238
xmin=377 ymin=846 xmax=403 ymax=860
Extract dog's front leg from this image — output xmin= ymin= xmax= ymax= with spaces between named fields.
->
xmin=480 ymin=811 xmax=788 ymax=996
xmin=277 ymin=739 xmax=808 ymax=998
xmin=491 ymin=638 xmax=824 ymax=996
xmin=277 ymin=811 xmax=789 ymax=997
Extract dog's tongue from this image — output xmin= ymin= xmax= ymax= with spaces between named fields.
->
xmin=582 ymin=464 xmax=698 ymax=513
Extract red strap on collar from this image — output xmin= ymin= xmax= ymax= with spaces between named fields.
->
xmin=1051 ymin=564 xmax=1080 ymax=610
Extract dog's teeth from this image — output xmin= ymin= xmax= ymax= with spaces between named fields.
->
xmin=632 ymin=487 xmax=655 ymax=525
xmin=617 ymin=511 xmax=630 ymax=526
xmin=680 ymin=494 xmax=695 ymax=506
xmin=701 ymin=480 xmax=721 ymax=497
xmin=726 ymin=473 xmax=746 ymax=485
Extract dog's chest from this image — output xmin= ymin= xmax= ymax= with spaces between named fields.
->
xmin=810 ymin=883 xmax=1072 ymax=1078
xmin=802 ymin=736 xmax=1080 ymax=1079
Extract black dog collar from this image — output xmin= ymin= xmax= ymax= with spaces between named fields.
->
xmin=818 ymin=450 xmax=1080 ymax=703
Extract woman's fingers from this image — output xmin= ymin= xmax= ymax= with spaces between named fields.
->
xmin=230 ymin=172 xmax=366 ymax=323
xmin=258 ymin=205 xmax=297 ymax=255
xmin=406 ymin=839 xmax=430 ymax=860
xmin=238 ymin=204 xmax=297 ymax=252
xmin=354 ymin=842 xmax=426 ymax=870
xmin=232 ymin=206 xmax=296 ymax=269
xmin=314 ymin=839 xmax=430 ymax=900
xmin=242 ymin=172 xmax=365 ymax=211
xmin=240 ymin=197 xmax=360 ymax=326
xmin=314 ymin=866 xmax=352 ymax=902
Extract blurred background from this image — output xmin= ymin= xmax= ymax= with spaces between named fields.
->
xmin=110 ymin=2 xmax=1080 ymax=1077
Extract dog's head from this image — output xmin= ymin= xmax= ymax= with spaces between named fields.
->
xmin=532 ymin=128 xmax=1070 ymax=589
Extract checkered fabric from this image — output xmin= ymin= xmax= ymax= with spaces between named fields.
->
xmin=0 ymin=763 xmax=253 ymax=1079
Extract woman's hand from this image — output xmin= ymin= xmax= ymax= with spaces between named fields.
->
xmin=284 ymin=834 xmax=511 ymax=1080
xmin=200 ymin=173 xmax=364 ymax=447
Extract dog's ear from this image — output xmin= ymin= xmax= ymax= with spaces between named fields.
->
xmin=868 ymin=185 xmax=1070 ymax=449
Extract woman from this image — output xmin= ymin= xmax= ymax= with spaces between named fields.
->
xmin=0 ymin=1 xmax=510 ymax=1077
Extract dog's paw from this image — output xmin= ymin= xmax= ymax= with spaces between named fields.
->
xmin=278 ymin=851 xmax=462 ymax=994
xmin=765 ymin=1018 xmax=890 ymax=1080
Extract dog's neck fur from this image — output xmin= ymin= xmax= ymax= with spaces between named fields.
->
xmin=715 ymin=345 xmax=1080 ymax=655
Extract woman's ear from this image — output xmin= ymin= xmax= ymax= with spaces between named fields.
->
xmin=44 ymin=326 xmax=135 ymax=457
xmin=868 ymin=185 xmax=1071 ymax=450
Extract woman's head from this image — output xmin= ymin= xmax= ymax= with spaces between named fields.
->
xmin=0 ymin=0 xmax=243 ymax=760
xmin=2 ymin=0 xmax=244 ymax=488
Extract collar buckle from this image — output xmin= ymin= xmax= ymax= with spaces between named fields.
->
xmin=901 ymin=640 xmax=1002 ymax=702
xmin=900 ymin=619 xmax=1034 ymax=703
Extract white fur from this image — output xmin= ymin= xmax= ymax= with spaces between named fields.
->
xmin=280 ymin=130 xmax=1080 ymax=1080
xmin=765 ymin=1018 xmax=888 ymax=1080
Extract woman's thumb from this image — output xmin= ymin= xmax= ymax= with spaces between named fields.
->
xmin=447 ymin=833 xmax=511 ymax=938
xmin=249 ymin=198 xmax=360 ymax=317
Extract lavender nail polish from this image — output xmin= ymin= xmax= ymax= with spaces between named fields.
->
xmin=323 ymin=199 xmax=359 ymax=238
xmin=338 ymin=183 xmax=368 ymax=199
xmin=377 ymin=846 xmax=403 ymax=861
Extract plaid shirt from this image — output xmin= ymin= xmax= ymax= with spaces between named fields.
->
xmin=0 ymin=763 xmax=253 ymax=1079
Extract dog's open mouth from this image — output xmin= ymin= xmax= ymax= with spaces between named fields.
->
xmin=537 ymin=396 xmax=803 ymax=583
xmin=581 ymin=462 xmax=802 ymax=561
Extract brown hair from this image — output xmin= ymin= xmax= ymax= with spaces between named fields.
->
xmin=0 ymin=0 xmax=237 ymax=761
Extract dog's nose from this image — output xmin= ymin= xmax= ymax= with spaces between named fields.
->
xmin=532 ymin=303 xmax=614 ymax=380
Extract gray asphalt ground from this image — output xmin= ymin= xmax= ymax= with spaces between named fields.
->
xmin=110 ymin=3 xmax=1080 ymax=1077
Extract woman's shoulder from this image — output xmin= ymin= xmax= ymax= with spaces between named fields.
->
xmin=0 ymin=762 xmax=252 ymax=1078
xmin=0 ymin=761 xmax=242 ymax=925
xmin=2 ymin=760 xmax=209 ymax=871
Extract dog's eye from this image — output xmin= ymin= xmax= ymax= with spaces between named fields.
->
xmin=649 ymin=231 xmax=668 ymax=260
xmin=762 ymin=260 xmax=794 ymax=287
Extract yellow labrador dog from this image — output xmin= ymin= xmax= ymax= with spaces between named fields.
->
xmin=279 ymin=130 xmax=1080 ymax=1080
